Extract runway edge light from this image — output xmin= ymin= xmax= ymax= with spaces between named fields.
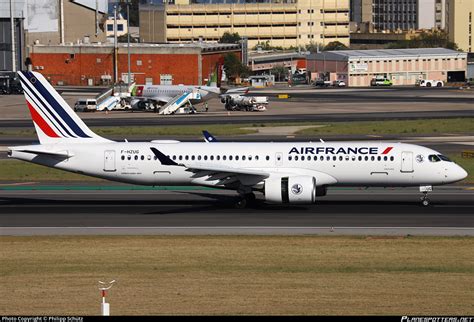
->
xmin=98 ymin=280 xmax=116 ymax=316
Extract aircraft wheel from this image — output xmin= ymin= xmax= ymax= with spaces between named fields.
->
xmin=421 ymin=198 xmax=430 ymax=207
xmin=235 ymin=198 xmax=247 ymax=209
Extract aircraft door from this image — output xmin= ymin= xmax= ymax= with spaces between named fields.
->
xmin=104 ymin=150 xmax=116 ymax=172
xmin=401 ymin=151 xmax=414 ymax=173
xmin=275 ymin=152 xmax=283 ymax=167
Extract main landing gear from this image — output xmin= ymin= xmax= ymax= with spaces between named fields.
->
xmin=235 ymin=188 xmax=256 ymax=209
xmin=419 ymin=185 xmax=433 ymax=207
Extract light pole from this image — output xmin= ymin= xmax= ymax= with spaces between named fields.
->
xmin=127 ymin=0 xmax=131 ymax=88
xmin=114 ymin=5 xmax=118 ymax=84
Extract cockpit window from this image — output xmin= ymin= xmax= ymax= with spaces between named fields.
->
xmin=428 ymin=154 xmax=441 ymax=162
xmin=437 ymin=154 xmax=452 ymax=162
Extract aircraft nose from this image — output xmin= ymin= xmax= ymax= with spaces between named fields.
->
xmin=453 ymin=165 xmax=468 ymax=182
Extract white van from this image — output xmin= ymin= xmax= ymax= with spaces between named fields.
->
xmin=74 ymin=99 xmax=97 ymax=112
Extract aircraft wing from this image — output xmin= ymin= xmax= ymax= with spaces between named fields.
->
xmin=150 ymin=147 xmax=269 ymax=185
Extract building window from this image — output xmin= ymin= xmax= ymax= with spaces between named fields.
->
xmin=107 ymin=24 xmax=113 ymax=31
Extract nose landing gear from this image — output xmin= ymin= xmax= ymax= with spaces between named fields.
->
xmin=419 ymin=185 xmax=433 ymax=207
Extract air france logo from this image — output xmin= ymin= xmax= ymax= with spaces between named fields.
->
xmin=291 ymin=183 xmax=303 ymax=195
xmin=289 ymin=146 xmax=394 ymax=155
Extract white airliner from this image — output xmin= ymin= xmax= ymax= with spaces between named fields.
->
xmin=9 ymin=71 xmax=468 ymax=207
xmin=131 ymin=84 xmax=248 ymax=110
xmin=130 ymin=84 xmax=220 ymax=110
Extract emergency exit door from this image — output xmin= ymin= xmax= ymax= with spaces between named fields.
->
xmin=104 ymin=150 xmax=116 ymax=172
xmin=401 ymin=151 xmax=414 ymax=173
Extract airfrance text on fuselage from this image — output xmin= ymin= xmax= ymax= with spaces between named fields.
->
xmin=289 ymin=147 xmax=392 ymax=155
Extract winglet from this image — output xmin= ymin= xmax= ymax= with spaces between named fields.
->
xmin=150 ymin=147 xmax=179 ymax=166
xmin=202 ymin=130 xmax=218 ymax=143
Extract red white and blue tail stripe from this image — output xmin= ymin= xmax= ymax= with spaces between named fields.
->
xmin=17 ymin=71 xmax=108 ymax=144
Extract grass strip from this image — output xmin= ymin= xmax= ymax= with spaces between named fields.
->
xmin=0 ymin=118 xmax=473 ymax=138
xmin=1 ymin=236 xmax=473 ymax=315
xmin=295 ymin=118 xmax=474 ymax=136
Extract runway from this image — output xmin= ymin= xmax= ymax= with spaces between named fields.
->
xmin=1 ymin=187 xmax=472 ymax=236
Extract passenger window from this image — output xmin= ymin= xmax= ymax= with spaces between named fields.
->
xmin=326 ymin=156 xmax=330 ymax=161
xmin=333 ymin=156 xmax=337 ymax=161
xmin=210 ymin=155 xmax=214 ymax=161
xmin=191 ymin=156 xmax=195 ymax=161
xmin=179 ymin=156 xmax=183 ymax=161
xmin=172 ymin=155 xmax=176 ymax=160
xmin=339 ymin=156 xmax=343 ymax=161
xmin=320 ymin=156 xmax=324 ymax=161
xmin=377 ymin=156 xmax=381 ymax=161
xmin=266 ymin=156 xmax=270 ymax=161
xmin=358 ymin=156 xmax=362 ymax=161
xmin=223 ymin=156 xmax=227 ymax=160
xmin=314 ymin=156 xmax=317 ymax=161
xmin=198 ymin=155 xmax=201 ymax=161
xmin=429 ymin=155 xmax=441 ymax=162
xmin=204 ymin=156 xmax=208 ymax=161
xmin=371 ymin=156 xmax=375 ymax=161
xmin=295 ymin=156 xmax=299 ymax=161
xmin=185 ymin=155 xmax=189 ymax=160
xmin=248 ymin=156 xmax=252 ymax=161
xmin=289 ymin=156 xmax=292 ymax=161
xmin=153 ymin=156 xmax=158 ymax=160
xmin=255 ymin=156 xmax=259 ymax=161
xmin=134 ymin=155 xmax=138 ymax=160
xmin=390 ymin=156 xmax=394 ymax=161
xmin=147 ymin=155 xmax=151 ymax=160
xmin=242 ymin=156 xmax=246 ymax=161
xmin=229 ymin=156 xmax=233 ymax=161
xmin=140 ymin=155 xmax=144 ymax=160
xmin=121 ymin=155 xmax=125 ymax=160
xmin=301 ymin=156 xmax=305 ymax=161
xmin=217 ymin=155 xmax=220 ymax=160
xmin=235 ymin=155 xmax=239 ymax=161
xmin=383 ymin=156 xmax=387 ymax=161
xmin=365 ymin=156 xmax=368 ymax=161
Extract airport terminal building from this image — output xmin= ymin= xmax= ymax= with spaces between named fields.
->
xmin=307 ymin=48 xmax=468 ymax=87
xmin=140 ymin=0 xmax=350 ymax=49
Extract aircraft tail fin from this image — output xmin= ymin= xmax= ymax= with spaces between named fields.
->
xmin=17 ymin=71 xmax=109 ymax=144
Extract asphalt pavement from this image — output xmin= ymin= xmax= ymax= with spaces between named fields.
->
xmin=1 ymin=187 xmax=472 ymax=236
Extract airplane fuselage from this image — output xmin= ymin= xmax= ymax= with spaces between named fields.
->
xmin=10 ymin=141 xmax=467 ymax=188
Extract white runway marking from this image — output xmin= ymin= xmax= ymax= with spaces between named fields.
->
xmin=1 ymin=226 xmax=473 ymax=236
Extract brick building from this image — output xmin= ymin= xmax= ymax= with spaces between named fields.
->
xmin=28 ymin=42 xmax=241 ymax=86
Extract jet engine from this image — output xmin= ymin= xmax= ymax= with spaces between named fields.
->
xmin=264 ymin=176 xmax=317 ymax=204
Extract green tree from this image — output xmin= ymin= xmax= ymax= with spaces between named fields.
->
xmin=219 ymin=32 xmax=242 ymax=44
xmin=323 ymin=41 xmax=349 ymax=51
xmin=270 ymin=65 xmax=288 ymax=82
xmin=223 ymin=53 xmax=250 ymax=81
xmin=387 ymin=31 xmax=458 ymax=50
xmin=305 ymin=41 xmax=323 ymax=53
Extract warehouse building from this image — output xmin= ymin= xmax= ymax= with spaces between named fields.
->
xmin=139 ymin=0 xmax=350 ymax=49
xmin=28 ymin=42 xmax=240 ymax=86
xmin=307 ymin=48 xmax=468 ymax=87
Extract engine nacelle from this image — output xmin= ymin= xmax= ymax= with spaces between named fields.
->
xmin=264 ymin=176 xmax=317 ymax=204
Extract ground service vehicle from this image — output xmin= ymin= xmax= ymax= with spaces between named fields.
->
xmin=371 ymin=77 xmax=393 ymax=86
xmin=416 ymin=79 xmax=444 ymax=87
xmin=74 ymin=99 xmax=97 ymax=112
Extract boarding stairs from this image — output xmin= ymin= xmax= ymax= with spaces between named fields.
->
xmin=159 ymin=90 xmax=202 ymax=115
